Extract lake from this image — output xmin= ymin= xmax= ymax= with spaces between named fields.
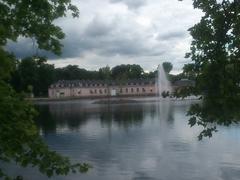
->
xmin=8 ymin=98 xmax=240 ymax=180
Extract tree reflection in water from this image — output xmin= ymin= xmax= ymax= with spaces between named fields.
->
xmin=188 ymin=97 xmax=240 ymax=140
xmin=35 ymin=102 xmax=159 ymax=134
xmin=35 ymin=104 xmax=89 ymax=134
xmin=99 ymin=104 xmax=146 ymax=129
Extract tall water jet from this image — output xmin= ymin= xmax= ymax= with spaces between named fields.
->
xmin=156 ymin=64 xmax=172 ymax=127
xmin=156 ymin=64 xmax=172 ymax=98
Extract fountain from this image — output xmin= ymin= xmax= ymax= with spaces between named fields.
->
xmin=156 ymin=64 xmax=172 ymax=98
xmin=156 ymin=64 xmax=172 ymax=127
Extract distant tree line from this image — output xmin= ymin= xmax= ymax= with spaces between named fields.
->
xmin=9 ymin=57 xmax=193 ymax=97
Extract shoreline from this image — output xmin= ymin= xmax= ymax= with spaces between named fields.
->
xmin=27 ymin=95 xmax=157 ymax=103
xmin=28 ymin=95 xmax=201 ymax=104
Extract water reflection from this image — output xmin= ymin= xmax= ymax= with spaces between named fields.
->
xmin=187 ymin=98 xmax=240 ymax=140
xmin=35 ymin=102 xmax=161 ymax=134
xmin=156 ymin=101 xmax=174 ymax=125
xmin=21 ymin=99 xmax=240 ymax=180
xmin=35 ymin=104 xmax=89 ymax=133
xmin=101 ymin=104 xmax=153 ymax=130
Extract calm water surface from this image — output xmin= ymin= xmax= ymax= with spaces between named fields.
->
xmin=10 ymin=99 xmax=240 ymax=179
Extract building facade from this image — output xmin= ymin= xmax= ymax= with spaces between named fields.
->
xmin=48 ymin=79 xmax=157 ymax=98
xmin=48 ymin=79 xmax=195 ymax=98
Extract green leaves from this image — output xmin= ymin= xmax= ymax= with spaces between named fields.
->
xmin=111 ymin=64 xmax=144 ymax=80
xmin=0 ymin=48 xmax=16 ymax=80
xmin=0 ymin=81 xmax=90 ymax=179
xmin=188 ymin=117 xmax=197 ymax=127
xmin=187 ymin=96 xmax=240 ymax=140
xmin=68 ymin=4 xmax=79 ymax=18
xmin=198 ymin=127 xmax=218 ymax=141
xmin=79 ymin=163 xmax=92 ymax=173
xmin=0 ymin=0 xmax=79 ymax=54
xmin=162 ymin=62 xmax=173 ymax=74
xmin=186 ymin=0 xmax=240 ymax=98
xmin=0 ymin=1 xmax=90 ymax=179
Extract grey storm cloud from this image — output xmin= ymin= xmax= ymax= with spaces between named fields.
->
xmin=5 ymin=0 xmax=203 ymax=72
xmin=6 ymin=39 xmax=34 ymax=58
xmin=158 ymin=31 xmax=188 ymax=41
xmin=109 ymin=0 xmax=146 ymax=9
xmin=66 ymin=15 xmax=165 ymax=57
xmin=84 ymin=16 xmax=115 ymax=37
xmin=7 ymin=14 xmax=156 ymax=59
xmin=6 ymin=38 xmax=55 ymax=58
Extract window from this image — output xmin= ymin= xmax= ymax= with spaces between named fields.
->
xmin=78 ymin=91 xmax=81 ymax=94
xmin=94 ymin=89 xmax=97 ymax=94
xmin=99 ymin=89 xmax=102 ymax=94
xmin=120 ymin=88 xmax=122 ymax=93
xmin=142 ymin=88 xmax=145 ymax=92
xmin=131 ymin=88 xmax=134 ymax=93
xmin=90 ymin=90 xmax=93 ymax=94
xmin=137 ymin=88 xmax=139 ymax=92
xmin=150 ymin=89 xmax=153 ymax=92
xmin=104 ymin=89 xmax=107 ymax=93
xmin=126 ymin=88 xmax=128 ymax=93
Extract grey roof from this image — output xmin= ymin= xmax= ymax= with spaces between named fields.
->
xmin=50 ymin=79 xmax=156 ymax=88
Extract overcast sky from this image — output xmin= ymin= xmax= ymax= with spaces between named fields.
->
xmin=7 ymin=0 xmax=203 ymax=74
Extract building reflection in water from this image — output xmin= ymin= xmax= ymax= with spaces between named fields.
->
xmin=16 ymin=100 xmax=240 ymax=180
xmin=35 ymin=100 xmax=176 ymax=135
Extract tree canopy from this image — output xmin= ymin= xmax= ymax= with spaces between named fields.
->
xmin=111 ymin=64 xmax=144 ymax=80
xmin=186 ymin=0 xmax=240 ymax=99
xmin=1 ymin=0 xmax=79 ymax=54
xmin=0 ymin=0 xmax=91 ymax=179
xmin=185 ymin=0 xmax=240 ymax=139
xmin=11 ymin=62 xmax=173 ymax=97
xmin=162 ymin=62 xmax=173 ymax=74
